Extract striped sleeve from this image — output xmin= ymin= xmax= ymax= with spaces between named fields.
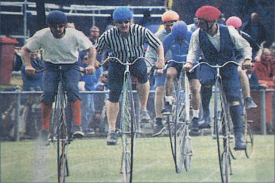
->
xmin=144 ymin=28 xmax=162 ymax=49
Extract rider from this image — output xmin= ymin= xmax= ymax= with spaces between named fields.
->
xmin=226 ymin=16 xmax=259 ymax=109
xmin=95 ymin=7 xmax=165 ymax=145
xmin=145 ymin=10 xmax=179 ymax=137
xmin=161 ymin=21 xmax=201 ymax=132
xmin=21 ymin=11 xmax=96 ymax=145
xmin=183 ymin=6 xmax=253 ymax=149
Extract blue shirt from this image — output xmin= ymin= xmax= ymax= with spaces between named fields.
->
xmin=14 ymin=53 xmax=43 ymax=91
xmin=162 ymin=31 xmax=193 ymax=62
xmin=79 ymin=63 xmax=99 ymax=91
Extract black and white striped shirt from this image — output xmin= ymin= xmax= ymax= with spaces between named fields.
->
xmin=96 ymin=24 xmax=162 ymax=63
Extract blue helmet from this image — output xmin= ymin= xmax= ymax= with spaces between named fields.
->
xmin=172 ymin=21 xmax=188 ymax=40
xmin=46 ymin=11 xmax=67 ymax=25
xmin=113 ymin=7 xmax=133 ymax=21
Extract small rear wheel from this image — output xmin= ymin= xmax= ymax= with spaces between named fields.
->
xmin=245 ymin=124 xmax=254 ymax=158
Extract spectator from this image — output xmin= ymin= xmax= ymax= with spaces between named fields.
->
xmin=105 ymin=14 xmax=115 ymax=31
xmin=96 ymin=7 xmax=165 ymax=145
xmin=79 ymin=50 xmax=97 ymax=135
xmin=254 ymin=48 xmax=275 ymax=89
xmin=92 ymin=71 xmax=109 ymax=132
xmin=1 ymin=88 xmax=17 ymax=141
xmin=14 ymin=49 xmax=43 ymax=91
xmin=13 ymin=49 xmax=43 ymax=138
xmin=246 ymin=65 xmax=266 ymax=90
xmin=139 ymin=9 xmax=152 ymax=26
xmin=253 ymin=48 xmax=275 ymax=133
xmin=145 ymin=10 xmax=179 ymax=136
xmin=241 ymin=12 xmax=267 ymax=45
xmin=187 ymin=17 xmax=199 ymax=32
xmin=89 ymin=26 xmax=104 ymax=75
xmin=89 ymin=26 xmax=100 ymax=45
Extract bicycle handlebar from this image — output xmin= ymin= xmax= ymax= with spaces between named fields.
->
xmin=101 ymin=57 xmax=154 ymax=67
xmin=162 ymin=59 xmax=186 ymax=70
xmin=189 ymin=61 xmax=240 ymax=73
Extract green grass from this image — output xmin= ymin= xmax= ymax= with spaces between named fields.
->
xmin=1 ymin=135 xmax=274 ymax=182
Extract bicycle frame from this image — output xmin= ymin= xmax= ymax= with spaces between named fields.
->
xmin=190 ymin=61 xmax=240 ymax=183
xmin=164 ymin=60 xmax=193 ymax=173
xmin=50 ymin=69 xmax=70 ymax=183
xmin=102 ymin=57 xmax=152 ymax=183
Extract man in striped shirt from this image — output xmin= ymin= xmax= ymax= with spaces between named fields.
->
xmin=96 ymin=7 xmax=165 ymax=145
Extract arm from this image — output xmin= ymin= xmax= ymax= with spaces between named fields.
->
xmin=85 ymin=45 xmax=97 ymax=75
xmin=145 ymin=28 xmax=165 ymax=69
xmin=183 ymin=30 xmax=201 ymax=71
xmin=154 ymin=43 xmax=165 ymax=69
xmin=229 ymin=26 xmax=253 ymax=69
xmin=21 ymin=46 xmax=36 ymax=75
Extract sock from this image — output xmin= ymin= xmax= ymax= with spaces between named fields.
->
xmin=165 ymin=96 xmax=174 ymax=105
xmin=230 ymin=105 xmax=243 ymax=134
xmin=193 ymin=110 xmax=199 ymax=118
xmin=201 ymin=86 xmax=212 ymax=118
xmin=156 ymin=117 xmax=163 ymax=125
xmin=41 ymin=103 xmax=52 ymax=130
xmin=70 ymin=99 xmax=81 ymax=126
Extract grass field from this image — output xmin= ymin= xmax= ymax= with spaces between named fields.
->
xmin=1 ymin=135 xmax=274 ymax=182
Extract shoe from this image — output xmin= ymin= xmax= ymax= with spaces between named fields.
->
xmin=199 ymin=116 xmax=211 ymax=129
xmin=38 ymin=129 xmax=50 ymax=146
xmin=107 ymin=131 xmax=117 ymax=145
xmin=244 ymin=97 xmax=257 ymax=109
xmin=84 ymin=129 xmax=95 ymax=135
xmin=152 ymin=124 xmax=166 ymax=137
xmin=191 ymin=117 xmax=200 ymax=132
xmin=161 ymin=102 xmax=172 ymax=114
xmin=234 ymin=132 xmax=246 ymax=150
xmin=140 ymin=110 xmax=151 ymax=123
xmin=72 ymin=125 xmax=84 ymax=138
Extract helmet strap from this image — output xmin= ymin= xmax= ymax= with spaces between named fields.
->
xmin=206 ymin=20 xmax=214 ymax=31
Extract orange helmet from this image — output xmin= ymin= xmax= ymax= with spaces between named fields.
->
xmin=162 ymin=10 xmax=179 ymax=23
xmin=226 ymin=16 xmax=242 ymax=28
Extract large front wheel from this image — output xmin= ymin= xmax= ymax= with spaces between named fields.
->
xmin=214 ymin=79 xmax=231 ymax=183
xmin=120 ymin=72 xmax=136 ymax=183
xmin=168 ymin=72 xmax=192 ymax=173
xmin=245 ymin=123 xmax=254 ymax=158
xmin=52 ymin=82 xmax=70 ymax=183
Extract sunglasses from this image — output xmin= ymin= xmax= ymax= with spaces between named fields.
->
xmin=91 ymin=30 xmax=99 ymax=33
xmin=49 ymin=24 xmax=65 ymax=29
xmin=117 ymin=20 xmax=130 ymax=24
xmin=165 ymin=23 xmax=175 ymax=27
xmin=83 ymin=57 xmax=88 ymax=60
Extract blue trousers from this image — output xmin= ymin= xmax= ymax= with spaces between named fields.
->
xmin=41 ymin=62 xmax=81 ymax=104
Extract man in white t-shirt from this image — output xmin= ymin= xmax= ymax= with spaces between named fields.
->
xmin=21 ymin=11 xmax=97 ymax=145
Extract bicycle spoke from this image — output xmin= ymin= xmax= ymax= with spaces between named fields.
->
xmin=215 ymin=80 xmax=232 ymax=183
xmin=168 ymin=72 xmax=192 ymax=173
xmin=183 ymin=131 xmax=192 ymax=172
xmin=120 ymin=73 xmax=136 ymax=183
xmin=52 ymin=80 xmax=70 ymax=183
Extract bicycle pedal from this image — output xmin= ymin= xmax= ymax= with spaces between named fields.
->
xmin=234 ymin=147 xmax=246 ymax=151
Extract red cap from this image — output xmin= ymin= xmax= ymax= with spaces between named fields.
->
xmin=195 ymin=5 xmax=221 ymax=21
